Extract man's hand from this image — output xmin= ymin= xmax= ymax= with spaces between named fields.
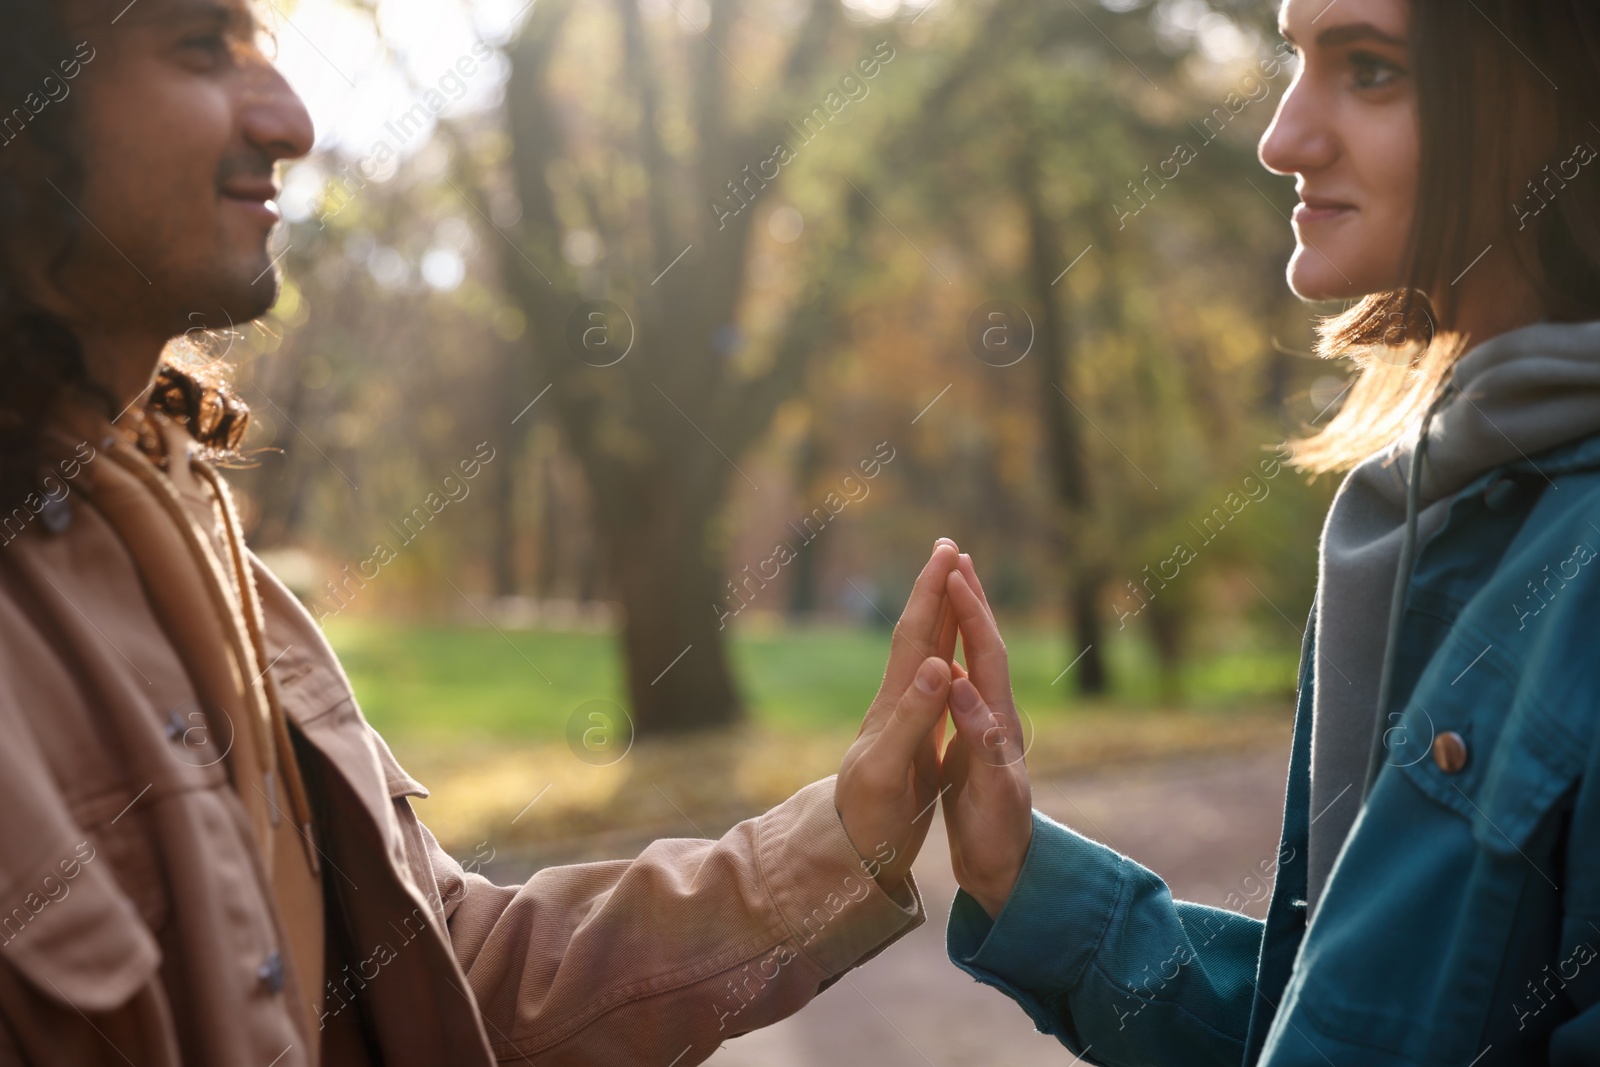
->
xmin=835 ymin=540 xmax=962 ymax=893
xmin=941 ymin=555 xmax=1034 ymax=920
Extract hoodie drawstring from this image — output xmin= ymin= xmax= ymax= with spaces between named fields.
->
xmin=1360 ymin=379 xmax=1459 ymax=802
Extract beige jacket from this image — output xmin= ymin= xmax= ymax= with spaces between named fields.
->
xmin=0 ymin=399 xmax=922 ymax=1065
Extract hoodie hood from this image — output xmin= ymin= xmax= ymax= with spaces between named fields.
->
xmin=1307 ymin=319 xmax=1600 ymax=914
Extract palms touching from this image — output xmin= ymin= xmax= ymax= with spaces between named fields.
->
xmin=836 ymin=541 xmax=1033 ymax=916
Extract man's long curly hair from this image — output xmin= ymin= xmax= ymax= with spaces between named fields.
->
xmin=0 ymin=1 xmax=250 ymax=513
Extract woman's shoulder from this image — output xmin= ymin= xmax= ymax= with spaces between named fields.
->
xmin=1459 ymin=457 xmax=1600 ymax=707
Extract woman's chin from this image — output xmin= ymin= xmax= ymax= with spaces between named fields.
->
xmin=1286 ymin=252 xmax=1381 ymax=304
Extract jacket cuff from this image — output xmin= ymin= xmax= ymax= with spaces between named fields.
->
xmin=756 ymin=776 xmax=924 ymax=976
xmin=947 ymin=809 xmax=1126 ymax=1003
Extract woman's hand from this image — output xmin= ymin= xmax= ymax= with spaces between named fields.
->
xmin=941 ymin=555 xmax=1034 ymax=920
xmin=835 ymin=540 xmax=962 ymax=893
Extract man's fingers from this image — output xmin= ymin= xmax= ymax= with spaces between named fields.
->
xmin=947 ymin=676 xmax=1025 ymax=771
xmin=869 ymin=656 xmax=952 ymax=767
xmin=914 ymin=722 xmax=941 ymax=797
xmin=880 ymin=542 xmax=960 ymax=697
xmin=898 ymin=542 xmax=959 ymax=648
xmin=935 ymin=597 xmax=958 ymax=663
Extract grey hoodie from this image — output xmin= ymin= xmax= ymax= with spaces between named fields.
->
xmin=1307 ymin=319 xmax=1600 ymax=914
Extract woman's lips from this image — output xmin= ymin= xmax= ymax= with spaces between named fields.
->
xmin=1292 ymin=199 xmax=1356 ymax=225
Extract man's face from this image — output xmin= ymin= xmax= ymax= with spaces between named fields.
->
xmin=45 ymin=0 xmax=313 ymax=339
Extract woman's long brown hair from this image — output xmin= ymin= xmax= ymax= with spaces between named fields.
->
xmin=1291 ymin=0 xmax=1600 ymax=473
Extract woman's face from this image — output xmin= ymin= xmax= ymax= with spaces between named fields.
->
xmin=1259 ymin=0 xmax=1418 ymax=302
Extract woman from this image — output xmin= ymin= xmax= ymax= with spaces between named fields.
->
xmin=933 ymin=0 xmax=1600 ymax=1063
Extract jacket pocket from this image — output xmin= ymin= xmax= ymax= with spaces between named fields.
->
xmin=70 ymin=783 xmax=173 ymax=938
xmin=1394 ymin=627 xmax=1586 ymax=855
xmin=0 ymin=834 xmax=162 ymax=1014
xmin=1288 ymin=623 xmax=1582 ymax=1064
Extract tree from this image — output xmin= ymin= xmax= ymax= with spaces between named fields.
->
xmin=1014 ymin=136 xmax=1112 ymax=694
xmin=491 ymin=0 xmax=892 ymax=733
xmin=829 ymin=0 xmax=1322 ymax=696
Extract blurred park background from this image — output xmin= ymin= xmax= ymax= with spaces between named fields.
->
xmin=220 ymin=2 xmax=1340 ymax=1043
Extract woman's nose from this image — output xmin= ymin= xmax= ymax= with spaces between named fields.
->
xmin=1259 ymin=76 xmax=1337 ymax=177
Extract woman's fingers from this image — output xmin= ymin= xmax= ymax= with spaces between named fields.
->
xmin=946 ymin=570 xmax=1010 ymax=701
xmin=947 ymin=675 xmax=1025 ymax=770
xmin=953 ymin=554 xmax=996 ymax=670
xmin=956 ymin=553 xmax=994 ymax=618
xmin=942 ymin=554 xmax=1034 ymax=920
xmin=940 ymin=724 xmax=972 ymax=795
xmin=943 ymin=675 xmax=1034 ymax=919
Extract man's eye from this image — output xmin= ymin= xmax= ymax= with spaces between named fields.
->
xmin=1350 ymin=51 xmax=1404 ymax=90
xmin=179 ymin=33 xmax=231 ymax=66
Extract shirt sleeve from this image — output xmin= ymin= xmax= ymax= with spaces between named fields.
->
xmin=947 ymin=809 xmax=1262 ymax=1067
xmin=396 ymin=775 xmax=923 ymax=1066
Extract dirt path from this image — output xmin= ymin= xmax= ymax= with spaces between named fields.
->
xmin=702 ymin=746 xmax=1291 ymax=1067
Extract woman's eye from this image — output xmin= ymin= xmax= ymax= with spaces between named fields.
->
xmin=1350 ymin=51 xmax=1404 ymax=90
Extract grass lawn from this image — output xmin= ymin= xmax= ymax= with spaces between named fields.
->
xmin=324 ymin=618 xmax=1301 ymax=745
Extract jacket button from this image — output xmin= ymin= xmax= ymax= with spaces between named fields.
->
xmin=258 ymin=952 xmax=285 ymax=994
xmin=1432 ymin=731 xmax=1469 ymax=774
xmin=40 ymin=496 xmax=71 ymax=534
xmin=1482 ymin=477 xmax=1521 ymax=512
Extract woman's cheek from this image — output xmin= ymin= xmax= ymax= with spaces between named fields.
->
xmin=1341 ymin=105 xmax=1420 ymax=293
xmin=1373 ymin=107 xmax=1419 ymax=214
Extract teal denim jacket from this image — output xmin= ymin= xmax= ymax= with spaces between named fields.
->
xmin=948 ymin=434 xmax=1600 ymax=1066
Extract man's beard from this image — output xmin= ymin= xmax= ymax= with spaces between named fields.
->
xmin=165 ymin=248 xmax=282 ymax=342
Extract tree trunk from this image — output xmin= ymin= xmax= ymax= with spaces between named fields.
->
xmin=490 ymin=429 xmax=520 ymax=599
xmin=1069 ymin=571 xmax=1109 ymax=696
xmin=535 ymin=453 xmax=560 ymax=600
xmin=787 ymin=427 xmax=824 ymax=617
xmin=489 ymin=347 xmax=525 ymax=599
xmin=1015 ymin=142 xmax=1112 ymax=695
xmin=496 ymin=0 xmax=857 ymax=733
xmin=605 ymin=498 xmax=742 ymax=735
xmin=1146 ymin=595 xmax=1185 ymax=704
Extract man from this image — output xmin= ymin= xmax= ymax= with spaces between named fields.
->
xmin=0 ymin=1 xmax=969 ymax=1062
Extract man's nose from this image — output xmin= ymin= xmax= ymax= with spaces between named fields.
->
xmin=241 ymin=63 xmax=315 ymax=163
